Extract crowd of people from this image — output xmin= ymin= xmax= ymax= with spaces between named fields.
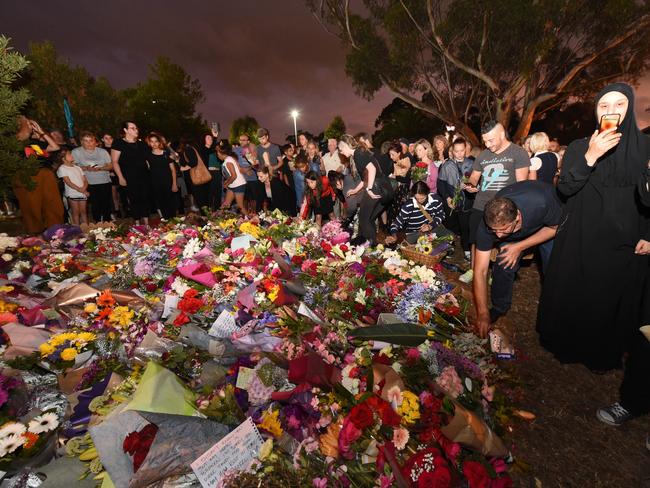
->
xmin=11 ymin=83 xmax=650 ymax=441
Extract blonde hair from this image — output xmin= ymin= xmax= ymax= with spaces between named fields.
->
xmin=529 ymin=132 xmax=550 ymax=154
xmin=415 ymin=138 xmax=434 ymax=161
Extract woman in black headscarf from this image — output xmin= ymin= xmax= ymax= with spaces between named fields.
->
xmin=537 ymin=82 xmax=650 ymax=372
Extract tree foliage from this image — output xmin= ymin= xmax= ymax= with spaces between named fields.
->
xmin=24 ymin=41 xmax=126 ymax=137
xmin=308 ymin=0 xmax=650 ymax=143
xmin=230 ymin=116 xmax=260 ymax=145
xmin=125 ymin=57 xmax=206 ymax=140
xmin=372 ymin=97 xmax=446 ymax=147
xmin=0 ymin=36 xmax=37 ymax=193
xmin=323 ymin=115 xmax=347 ymax=139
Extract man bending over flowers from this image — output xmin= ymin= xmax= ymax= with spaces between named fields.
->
xmin=473 ymin=181 xmax=562 ymax=337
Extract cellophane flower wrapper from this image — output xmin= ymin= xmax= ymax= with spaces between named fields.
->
xmin=1 ymin=323 xmax=51 ymax=360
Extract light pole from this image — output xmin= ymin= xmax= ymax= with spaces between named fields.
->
xmin=290 ymin=110 xmax=299 ymax=146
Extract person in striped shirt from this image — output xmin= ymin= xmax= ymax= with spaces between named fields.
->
xmin=385 ymin=181 xmax=445 ymax=244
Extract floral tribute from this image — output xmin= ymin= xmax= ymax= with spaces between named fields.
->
xmin=0 ymin=210 xmax=520 ymax=487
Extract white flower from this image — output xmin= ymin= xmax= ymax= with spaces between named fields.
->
xmin=341 ymin=365 xmax=360 ymax=395
xmin=28 ymin=412 xmax=59 ymax=434
xmin=0 ymin=235 xmax=18 ymax=252
xmin=1 ymin=254 xmax=12 ymax=262
xmin=182 ymin=238 xmax=202 ymax=259
xmin=0 ymin=422 xmax=26 ymax=439
xmin=0 ymin=434 xmax=25 ymax=456
xmin=354 ymin=289 xmax=366 ymax=305
xmin=171 ymin=277 xmax=191 ymax=297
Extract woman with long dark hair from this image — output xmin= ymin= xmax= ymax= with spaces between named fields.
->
xmin=145 ymin=132 xmax=177 ymax=219
xmin=300 ymin=170 xmax=335 ymax=225
xmin=338 ymin=134 xmax=383 ymax=245
xmin=258 ymin=166 xmax=297 ymax=216
xmin=178 ymin=134 xmax=211 ymax=211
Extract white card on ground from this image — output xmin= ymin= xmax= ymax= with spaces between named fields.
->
xmin=191 ymin=417 xmax=264 ymax=488
xmin=162 ymin=294 xmax=179 ymax=319
xmin=297 ymin=302 xmax=325 ymax=325
xmin=208 ymin=309 xmax=239 ymax=338
xmin=231 ymin=234 xmax=256 ymax=252
xmin=235 ymin=367 xmax=255 ymax=390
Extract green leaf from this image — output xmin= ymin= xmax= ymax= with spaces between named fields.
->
xmin=348 ymin=323 xmax=430 ymax=347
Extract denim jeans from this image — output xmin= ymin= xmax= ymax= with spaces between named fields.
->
xmin=491 ymin=239 xmax=554 ymax=315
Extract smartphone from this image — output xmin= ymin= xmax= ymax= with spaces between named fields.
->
xmin=210 ymin=121 xmax=220 ymax=134
xmin=599 ymin=113 xmax=620 ymax=133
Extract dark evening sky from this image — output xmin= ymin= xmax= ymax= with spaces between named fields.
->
xmin=2 ymin=0 xmax=649 ymax=140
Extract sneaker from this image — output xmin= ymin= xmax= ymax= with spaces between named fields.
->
xmin=459 ymin=269 xmax=473 ymax=283
xmin=596 ymin=402 xmax=632 ymax=426
xmin=464 ymin=251 xmax=471 ymax=261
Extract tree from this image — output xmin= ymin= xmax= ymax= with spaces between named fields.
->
xmin=0 ymin=37 xmax=37 ymax=192
xmin=529 ymin=101 xmax=594 ymax=145
xmin=230 ymin=116 xmax=260 ymax=145
xmin=23 ymin=41 xmax=126 ymax=137
xmin=125 ymin=57 xmax=206 ymax=140
xmin=372 ymin=97 xmax=446 ymax=147
xmin=323 ymin=115 xmax=347 ymax=140
xmin=308 ymin=0 xmax=650 ymax=144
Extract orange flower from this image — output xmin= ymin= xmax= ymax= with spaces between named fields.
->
xmin=97 ymin=290 xmax=116 ymax=308
xmin=22 ymin=431 xmax=39 ymax=449
xmin=97 ymin=307 xmax=112 ymax=321
xmin=319 ymin=419 xmax=342 ymax=458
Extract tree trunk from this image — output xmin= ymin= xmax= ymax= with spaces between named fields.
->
xmin=454 ymin=120 xmax=480 ymax=147
xmin=513 ymin=103 xmax=537 ymax=143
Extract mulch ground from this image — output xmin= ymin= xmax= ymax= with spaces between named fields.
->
xmin=495 ymin=263 xmax=650 ymax=488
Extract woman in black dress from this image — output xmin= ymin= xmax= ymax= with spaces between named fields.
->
xmin=178 ymin=134 xmax=212 ymax=211
xmin=146 ymin=132 xmax=177 ymax=219
xmin=537 ymin=83 xmax=650 ymax=372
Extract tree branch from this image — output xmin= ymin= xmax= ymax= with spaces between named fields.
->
xmin=343 ymin=0 xmax=359 ymax=50
xmin=426 ymin=0 xmax=499 ymax=93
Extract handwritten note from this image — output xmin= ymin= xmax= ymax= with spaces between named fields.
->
xmin=191 ymin=417 xmax=264 ymax=488
xmin=208 ymin=310 xmax=239 ymax=338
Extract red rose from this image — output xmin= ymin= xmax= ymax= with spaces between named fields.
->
xmin=490 ymin=476 xmax=513 ymax=488
xmin=417 ymin=466 xmax=452 ymax=487
xmin=463 ymin=461 xmax=490 ymax=488
xmin=291 ymin=255 xmax=303 ymax=265
xmin=349 ymin=402 xmax=374 ymax=430
xmin=338 ymin=417 xmax=362 ymax=460
xmin=173 ymin=311 xmax=190 ymax=326
xmin=340 ymin=244 xmax=349 ymax=252
xmin=321 ymin=241 xmax=332 ymax=252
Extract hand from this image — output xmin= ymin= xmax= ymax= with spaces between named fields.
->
xmin=118 ymin=177 xmax=127 ymax=187
xmin=475 ymin=314 xmax=490 ymax=339
xmin=419 ymin=223 xmax=432 ymax=233
xmin=346 ymin=189 xmax=358 ymax=198
xmin=635 ymin=239 xmax=650 ymax=255
xmin=385 ymin=235 xmax=397 ymax=244
xmin=497 ymin=243 xmax=522 ymax=269
xmin=367 ymin=189 xmax=381 ymax=200
xmin=585 ymin=128 xmax=622 ymax=166
xmin=171 ymin=184 xmax=178 ymax=193
xmin=446 ymin=196 xmax=455 ymax=209
xmin=29 ymin=120 xmax=44 ymax=135
xmin=463 ymin=184 xmax=479 ymax=193
xmin=83 ymin=191 xmax=90 ymax=197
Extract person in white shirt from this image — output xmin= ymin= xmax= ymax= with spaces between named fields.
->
xmin=56 ymin=149 xmax=89 ymax=225
xmin=72 ymin=131 xmax=113 ymax=222
xmin=322 ymin=138 xmax=343 ymax=173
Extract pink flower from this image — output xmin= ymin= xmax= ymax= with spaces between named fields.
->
xmin=435 ymin=366 xmax=463 ymax=398
xmin=386 ymin=385 xmax=403 ymax=408
xmin=379 ymin=474 xmax=394 ymax=488
xmin=392 ymin=427 xmax=409 ymax=450
xmin=312 ymin=477 xmax=328 ymax=488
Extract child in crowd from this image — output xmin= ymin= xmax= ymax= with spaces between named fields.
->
xmin=293 ymin=154 xmax=308 ymax=211
xmin=56 ymin=149 xmax=90 ymax=225
xmin=300 ymin=171 xmax=335 ymax=226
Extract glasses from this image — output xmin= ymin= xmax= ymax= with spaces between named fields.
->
xmin=488 ymin=217 xmax=518 ymax=236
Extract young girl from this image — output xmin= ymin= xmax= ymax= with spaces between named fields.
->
xmin=300 ymin=171 xmax=335 ymax=226
xmin=56 ymin=149 xmax=89 ymax=225
xmin=218 ymin=141 xmax=247 ymax=215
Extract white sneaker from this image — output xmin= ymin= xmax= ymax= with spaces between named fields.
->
xmin=464 ymin=251 xmax=471 ymax=261
xmin=459 ymin=269 xmax=473 ymax=283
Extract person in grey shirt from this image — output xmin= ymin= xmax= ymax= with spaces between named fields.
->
xmin=71 ymin=131 xmax=113 ymax=222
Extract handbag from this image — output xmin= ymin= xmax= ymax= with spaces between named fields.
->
xmin=186 ymin=147 xmax=212 ymax=186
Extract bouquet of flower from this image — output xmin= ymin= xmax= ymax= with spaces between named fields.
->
xmin=415 ymin=234 xmax=454 ymax=256
xmin=411 ymin=161 xmax=429 ymax=183
xmin=39 ymin=331 xmax=96 ymax=370
xmin=0 ymin=412 xmax=59 ymax=469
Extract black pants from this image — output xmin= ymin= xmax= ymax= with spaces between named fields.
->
xmin=620 ymin=330 xmax=650 ymax=416
xmin=88 ymin=183 xmax=112 ymax=222
xmin=491 ymin=239 xmax=554 ymax=315
xmin=358 ymin=193 xmax=383 ymax=245
xmin=192 ymin=182 xmax=211 ymax=210
xmin=124 ymin=176 xmax=149 ymax=220
xmin=209 ymin=170 xmax=222 ymax=210
xmin=458 ymin=210 xmax=472 ymax=252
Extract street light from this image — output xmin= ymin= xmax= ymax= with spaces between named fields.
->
xmin=290 ymin=110 xmax=299 ymax=146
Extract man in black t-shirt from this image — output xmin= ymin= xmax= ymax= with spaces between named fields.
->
xmin=473 ymin=181 xmax=562 ymax=337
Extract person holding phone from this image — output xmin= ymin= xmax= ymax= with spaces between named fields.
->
xmin=537 ymin=83 xmax=650 ymax=373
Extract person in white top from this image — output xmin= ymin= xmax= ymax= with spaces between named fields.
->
xmin=55 ymin=149 xmax=89 ymax=225
xmin=218 ymin=141 xmax=247 ymax=215
xmin=322 ymin=138 xmax=343 ymax=173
